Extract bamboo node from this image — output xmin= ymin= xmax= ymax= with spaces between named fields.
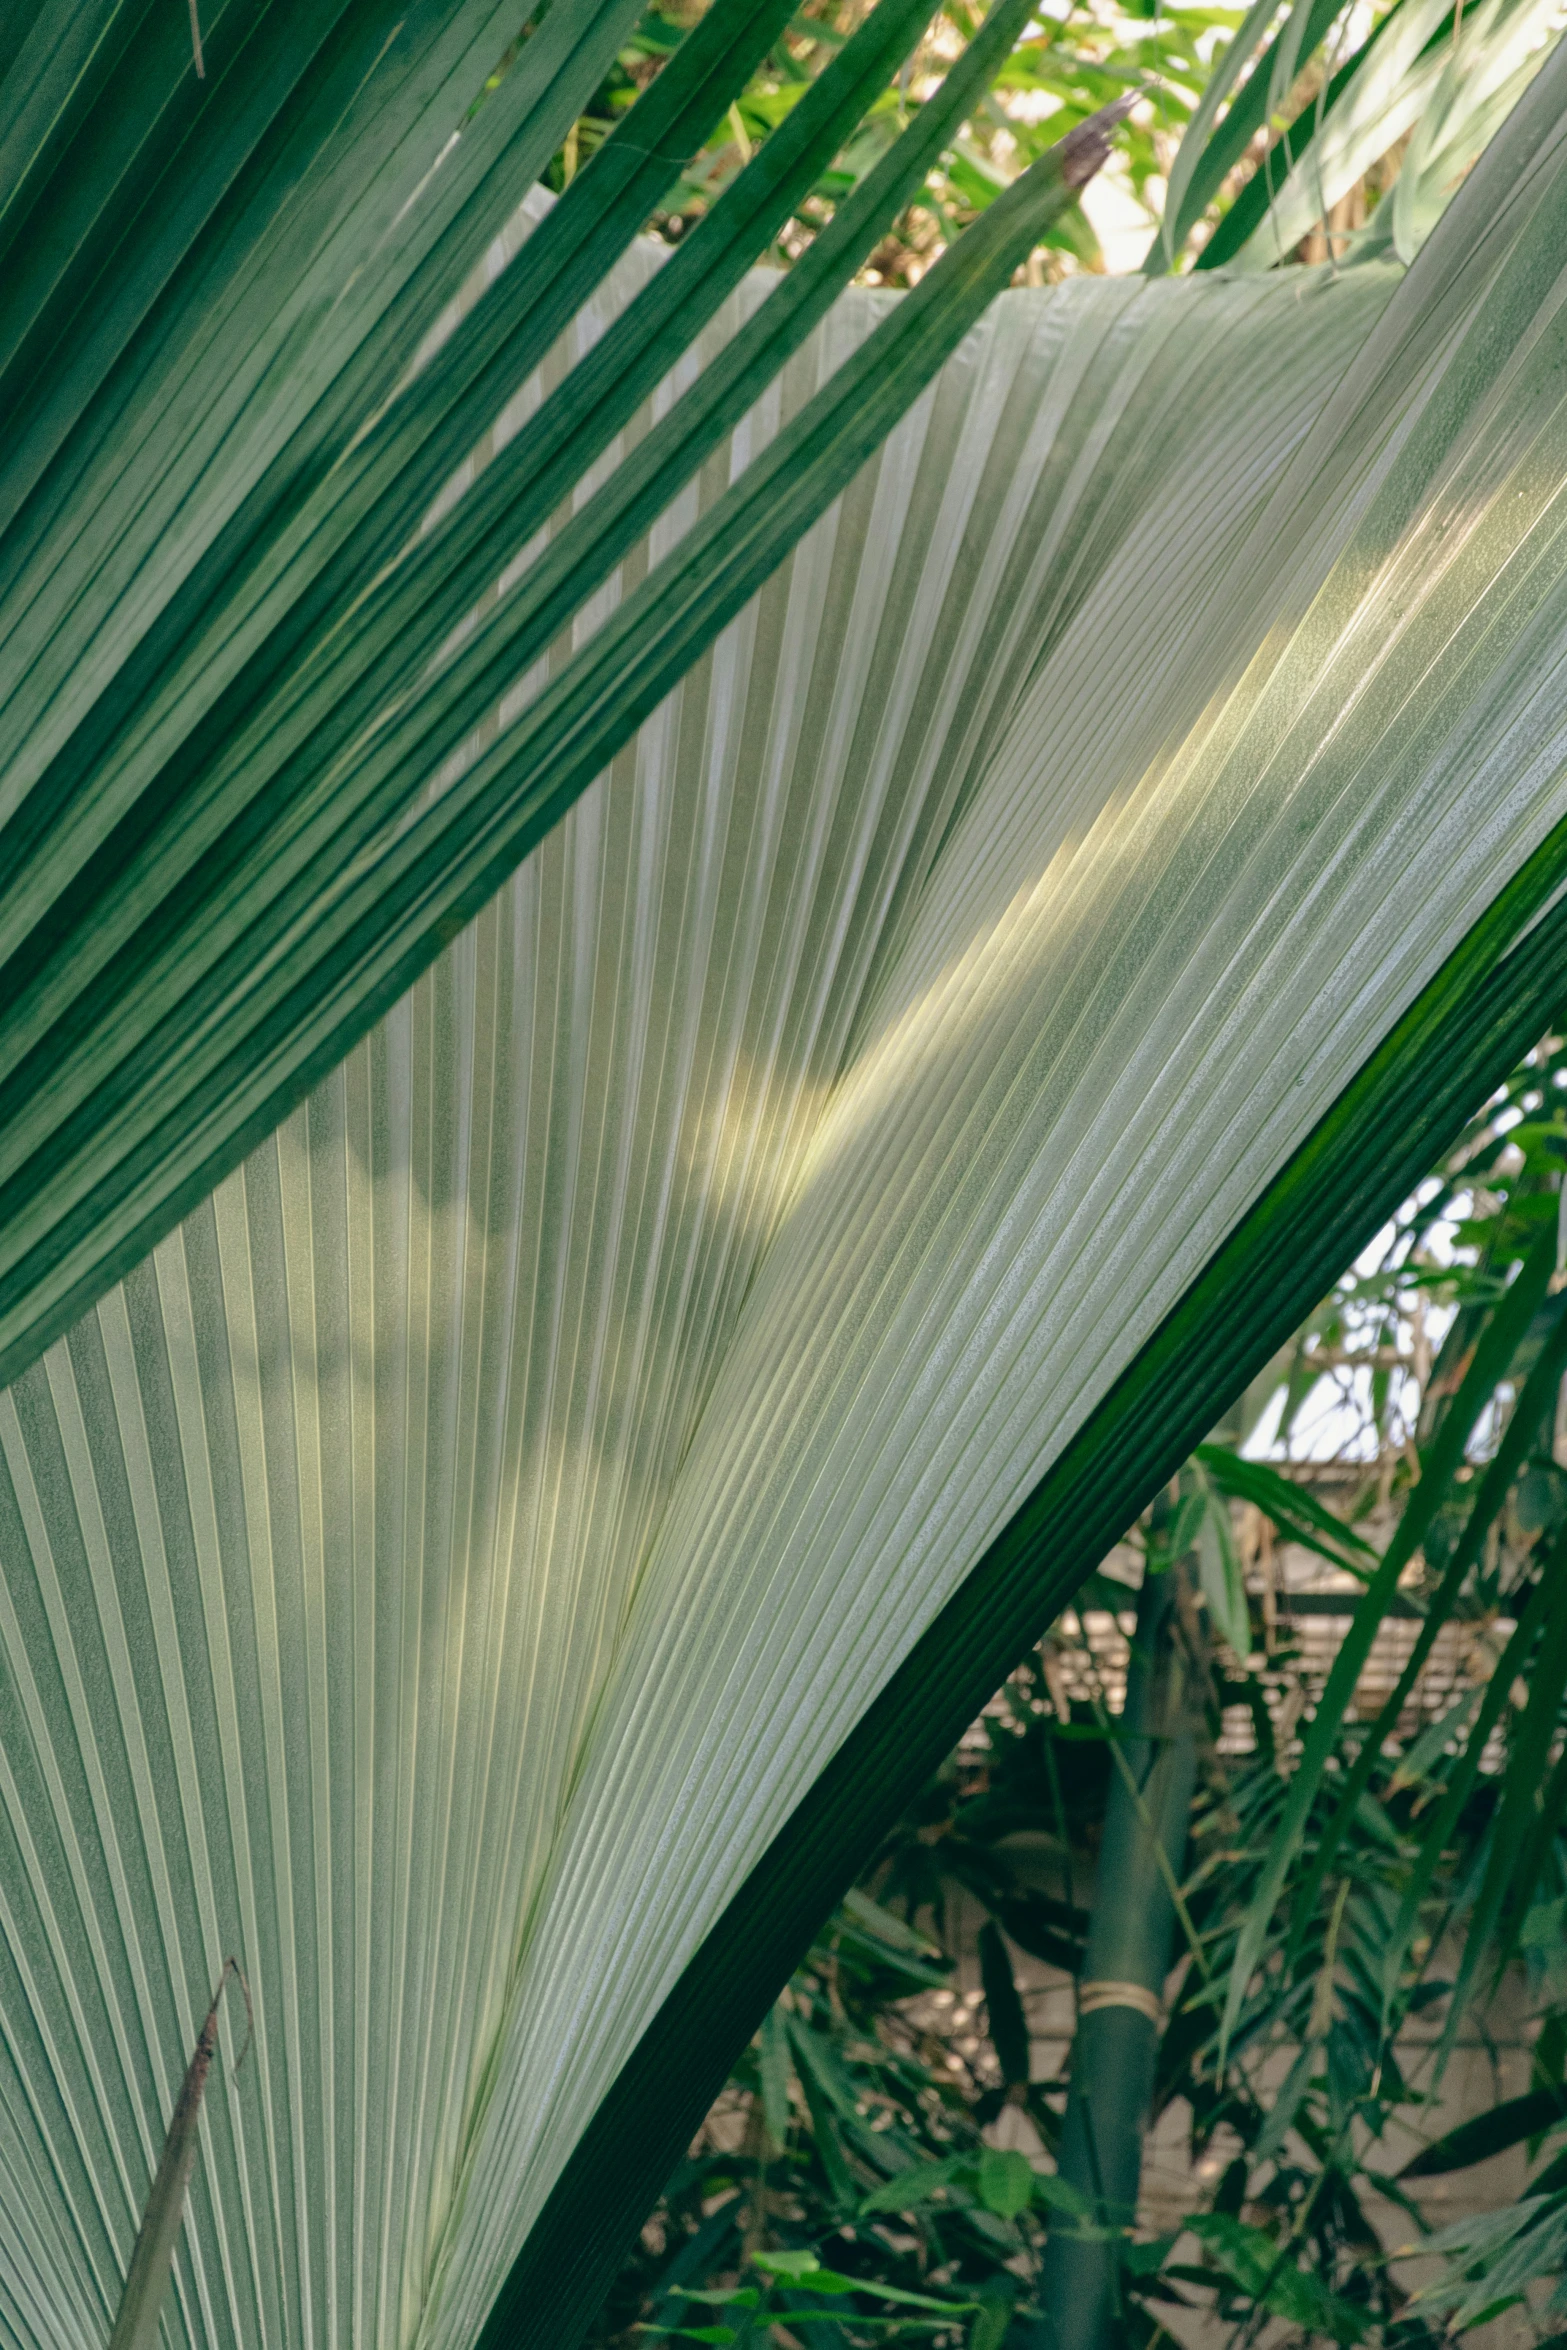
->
xmin=1078 ymin=1979 xmax=1163 ymax=2024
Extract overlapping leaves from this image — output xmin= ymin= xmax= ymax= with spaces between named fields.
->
xmin=10 ymin=11 xmax=1567 ymax=2350
xmin=1 ymin=0 xmax=1120 ymax=1386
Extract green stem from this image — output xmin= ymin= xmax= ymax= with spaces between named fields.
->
xmin=1032 ymin=1566 xmax=1201 ymax=2350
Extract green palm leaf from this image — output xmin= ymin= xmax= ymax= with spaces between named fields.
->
xmin=0 ymin=240 xmax=1395 ymax=2350
xmin=476 ymin=56 xmax=1567 ymax=2330
xmin=1222 ymin=0 xmax=1561 ymax=269
xmin=0 ymin=0 xmax=1072 ymax=1388
xmin=1159 ymin=0 xmax=1564 ymax=272
xmin=8 ymin=12 xmax=1567 ymax=2350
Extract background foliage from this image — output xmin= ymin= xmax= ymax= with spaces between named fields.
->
xmin=538 ymin=0 xmax=1550 ymax=285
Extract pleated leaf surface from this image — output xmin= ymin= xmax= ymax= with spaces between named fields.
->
xmin=0 ymin=239 xmax=1400 ymax=2349
xmin=9 ymin=41 xmax=1567 ymax=2350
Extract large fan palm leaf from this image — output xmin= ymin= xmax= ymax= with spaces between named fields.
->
xmin=5 ymin=11 xmax=1567 ymax=2350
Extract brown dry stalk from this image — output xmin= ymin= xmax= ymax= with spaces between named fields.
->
xmin=106 ymin=1959 xmax=250 ymax=2350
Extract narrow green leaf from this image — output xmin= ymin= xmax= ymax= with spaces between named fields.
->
xmin=859 ymin=2156 xmax=969 ymax=2215
xmin=787 ymin=2021 xmax=860 ymax=2208
xmin=1498 ymin=1740 xmax=1567 ymax=1988
xmin=1194 ymin=0 xmax=1433 ymax=269
xmin=1386 ymin=1687 xmax=1481 ymax=1791
xmin=978 ymin=1921 xmax=1030 ymax=2089
xmin=967 ymin=2295 xmax=1013 ymax=2350
xmin=1166 ymin=1491 xmax=1206 ymax=1559
xmin=1379 ymin=1558 xmax=1558 ymax=2006
xmin=1250 ymin=2039 xmax=1316 ymax=2164
xmin=758 ymin=2004 xmax=793 ymax=2152
xmin=757 ymin=2254 xmax=980 ymax=2316
xmin=1192 ymin=1459 xmax=1250 ymax=1657
xmin=840 ymin=1885 xmax=945 ymax=1961
xmin=1032 ymin=2172 xmax=1094 ymax=2217
xmin=639 ymin=2326 xmax=737 ymax=2345
xmin=1150 ymin=0 xmax=1287 ymax=271
xmin=1442 ymin=1565 xmax=1567 ymax=2042
xmin=1402 ymin=2085 xmax=1567 ymax=2177
xmin=1221 ymin=1218 xmax=1558 ymax=2059
xmin=0 ymin=97 xmax=1128 ymax=1390
xmin=1194 ymin=1444 xmax=1376 ymax=1571
xmin=1297 ymin=1252 xmax=1567 ymax=1962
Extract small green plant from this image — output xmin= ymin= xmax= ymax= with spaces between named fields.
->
xmin=640 ymin=2244 xmax=988 ymax=2344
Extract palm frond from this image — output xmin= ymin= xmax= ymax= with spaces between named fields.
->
xmin=0 ymin=238 xmax=1397 ymax=2350
xmin=2 ymin=0 xmax=980 ymax=1384
xmin=7 ymin=13 xmax=1567 ymax=2350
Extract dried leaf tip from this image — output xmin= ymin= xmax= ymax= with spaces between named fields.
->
xmin=105 ymin=1961 xmax=250 ymax=2350
xmin=224 ymin=1957 xmax=254 ymax=2079
xmin=1054 ymin=90 xmax=1140 ymax=191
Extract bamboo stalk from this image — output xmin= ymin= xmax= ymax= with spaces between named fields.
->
xmin=1033 ymin=1562 xmax=1201 ymax=2350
